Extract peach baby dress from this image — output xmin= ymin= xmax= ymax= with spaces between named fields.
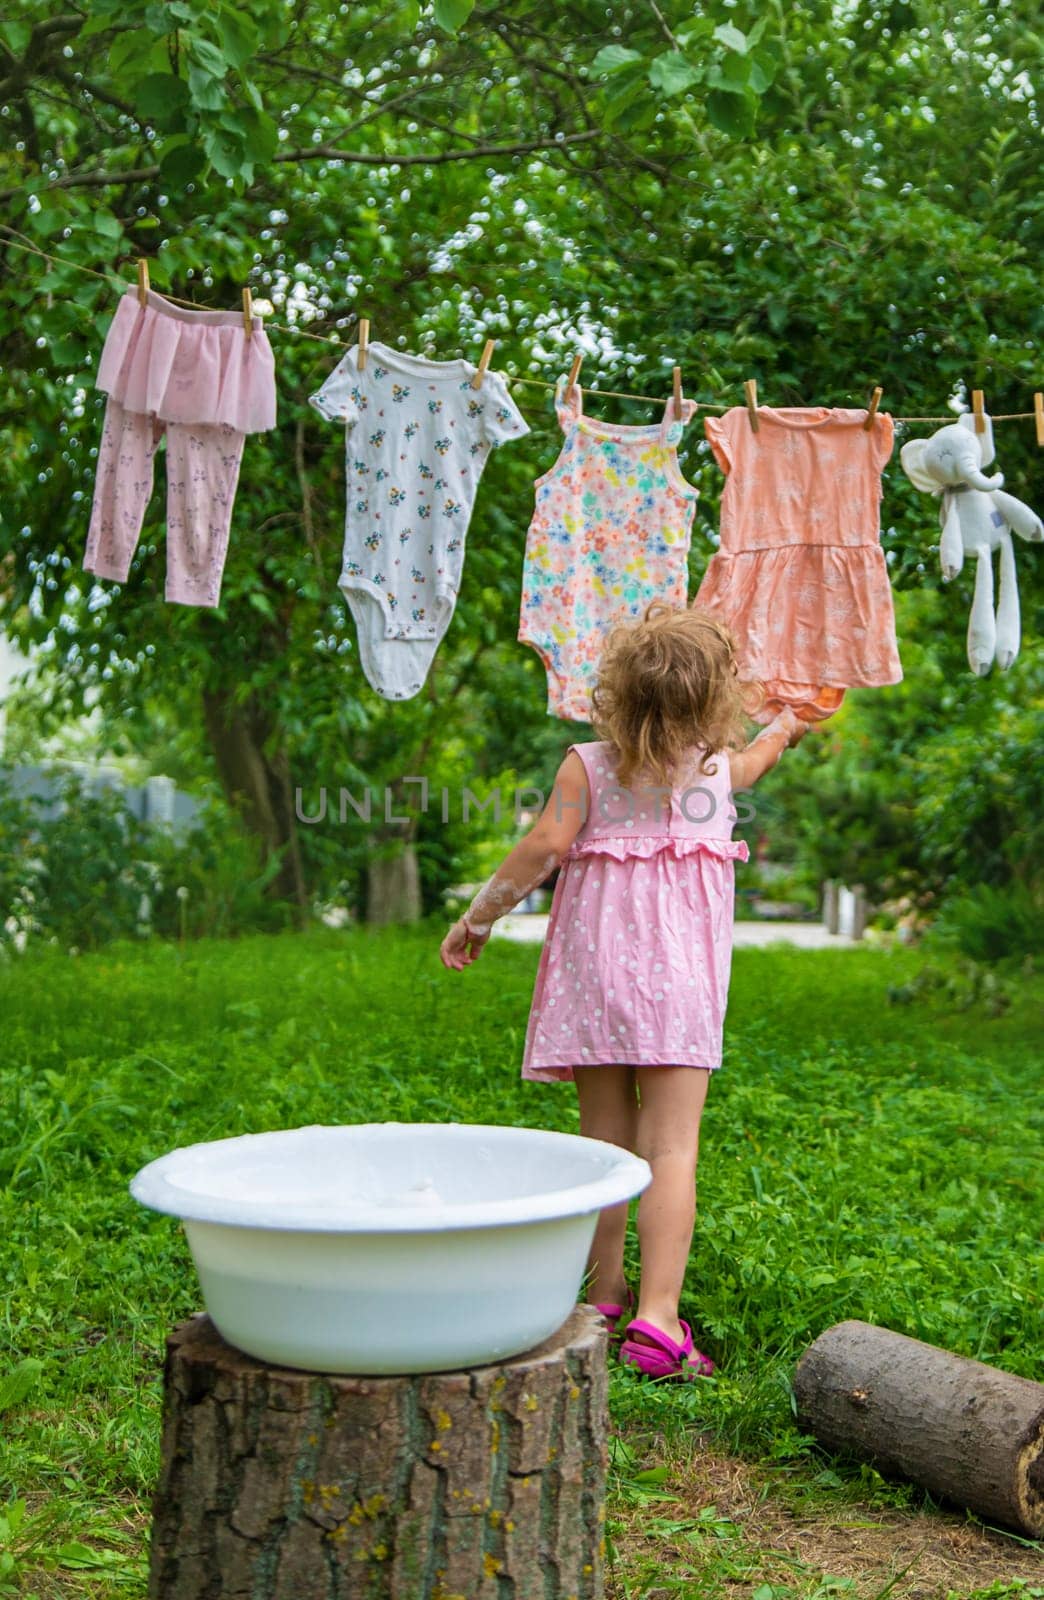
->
xmin=695 ymin=406 xmax=902 ymax=722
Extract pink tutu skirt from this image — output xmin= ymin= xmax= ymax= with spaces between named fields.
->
xmin=96 ymin=290 xmax=276 ymax=435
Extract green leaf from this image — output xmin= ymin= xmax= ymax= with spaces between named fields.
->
xmin=144 ymin=3 xmax=178 ymax=33
xmin=0 ymin=1358 xmax=43 ymax=1413
xmin=676 ymin=16 xmax=715 ymax=44
xmin=77 ymin=13 xmax=120 ymax=39
xmin=188 ymin=35 xmax=229 ymax=77
xmin=749 ymin=48 xmax=779 ymax=94
xmin=108 ymin=29 xmax=155 ymax=79
xmin=133 ymin=72 xmax=191 ymax=128
xmin=600 ymin=71 xmax=649 ymax=129
xmin=187 ymin=63 xmax=226 ymax=111
xmin=47 ymin=332 xmax=87 ymax=363
xmin=433 ymin=0 xmax=475 ymax=32
xmin=220 ymin=108 xmax=278 ymax=165
xmin=707 ymin=53 xmax=751 ymax=93
xmin=747 ymin=14 xmax=771 ymax=48
xmin=89 ymin=211 xmax=123 ymax=241
xmin=159 ymin=141 xmax=207 ymax=186
xmin=0 ymin=21 xmax=30 ymax=52
xmin=648 ymin=51 xmax=700 ymax=96
xmin=25 ymin=204 xmax=70 ymax=239
xmin=705 ymin=88 xmax=757 ymax=138
xmin=213 ymin=6 xmax=260 ymax=69
xmin=400 ymin=0 xmax=421 ymax=26
xmin=203 ymin=125 xmax=246 ymax=179
xmin=713 ymin=22 xmax=749 ymax=54
xmin=592 ymin=44 xmax=642 ymax=75
xmin=53 ymin=1542 xmax=121 ymax=1570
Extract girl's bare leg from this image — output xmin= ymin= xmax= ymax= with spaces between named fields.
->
xmin=573 ymin=1063 xmax=638 ymax=1307
xmin=631 ymin=1066 xmax=710 ymax=1345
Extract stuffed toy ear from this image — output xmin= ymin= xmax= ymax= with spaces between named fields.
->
xmin=899 ymin=438 xmax=940 ymax=494
xmin=957 ymin=409 xmax=996 ymax=468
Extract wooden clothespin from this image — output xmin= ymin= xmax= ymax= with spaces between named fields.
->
xmin=565 ymin=352 xmax=583 ymax=406
xmin=137 ymin=259 xmax=150 ymax=307
xmin=357 ymin=318 xmax=370 ymax=371
xmin=1035 ymin=392 xmax=1044 ymax=448
xmin=242 ymin=287 xmax=253 ymax=340
xmin=672 ymin=365 xmax=684 ymax=419
xmin=471 ymin=339 xmax=495 ymax=391
xmin=972 ymin=389 xmax=986 ymax=434
xmin=743 ymin=378 xmax=759 ymax=433
xmin=862 ymin=385 xmax=883 ymax=432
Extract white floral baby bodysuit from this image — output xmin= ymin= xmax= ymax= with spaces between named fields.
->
xmin=309 ymin=341 xmax=530 ymax=699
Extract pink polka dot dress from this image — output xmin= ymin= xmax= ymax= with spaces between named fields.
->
xmin=521 ymin=740 xmax=750 ymax=1081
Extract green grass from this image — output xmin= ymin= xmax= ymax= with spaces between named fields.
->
xmin=0 ymin=927 xmax=1041 ymax=1596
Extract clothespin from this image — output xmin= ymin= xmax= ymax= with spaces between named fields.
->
xmin=137 ymin=259 xmax=150 ymax=307
xmin=672 ymin=365 xmax=683 ymax=420
xmin=1034 ymin=392 xmax=1044 ymax=448
xmin=565 ymin=352 xmax=583 ymax=406
xmin=743 ymin=378 xmax=759 ymax=433
xmin=471 ymin=339 xmax=495 ymax=391
xmin=862 ymin=386 xmax=883 ymax=432
xmin=242 ymin=287 xmax=253 ymax=340
xmin=972 ymin=389 xmax=986 ymax=435
xmin=357 ymin=318 xmax=370 ymax=371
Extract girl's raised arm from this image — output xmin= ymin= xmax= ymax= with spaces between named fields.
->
xmin=728 ymin=707 xmax=809 ymax=790
xmin=440 ymin=750 xmax=589 ymax=969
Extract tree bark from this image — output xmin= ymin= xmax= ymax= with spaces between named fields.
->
xmin=201 ymin=685 xmax=308 ymax=914
xmin=794 ymin=1319 xmax=1044 ymax=1537
xmin=365 ymin=842 xmax=422 ymax=925
xmin=149 ymin=1306 xmax=609 ymax=1600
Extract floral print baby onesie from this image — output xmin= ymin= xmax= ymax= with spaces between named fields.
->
xmin=310 ymin=341 xmax=529 ymax=699
xmin=518 ymin=378 xmax=699 ymax=722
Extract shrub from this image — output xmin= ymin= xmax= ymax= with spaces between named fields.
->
xmin=928 ymin=880 xmax=1043 ymax=966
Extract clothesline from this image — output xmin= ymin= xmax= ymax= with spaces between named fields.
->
xmin=3 ymin=232 xmax=1039 ymax=425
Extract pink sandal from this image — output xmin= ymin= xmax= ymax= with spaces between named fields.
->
xmin=619 ymin=1318 xmax=716 ymax=1380
xmin=592 ymin=1288 xmax=634 ymax=1338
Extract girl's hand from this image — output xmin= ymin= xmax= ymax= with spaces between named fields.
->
xmin=439 ymin=918 xmax=490 ymax=970
xmin=777 ymin=707 xmax=810 ymax=746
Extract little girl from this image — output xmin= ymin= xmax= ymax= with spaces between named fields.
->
xmin=440 ymin=604 xmax=808 ymax=1379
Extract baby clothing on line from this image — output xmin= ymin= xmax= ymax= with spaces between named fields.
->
xmin=309 ymin=341 xmax=529 ymax=701
xmin=518 ymin=380 xmax=700 ymax=724
xmin=694 ymin=406 xmax=902 ymax=723
xmin=522 ymin=738 xmax=749 ymax=1081
xmin=84 ymin=289 xmax=277 ymax=608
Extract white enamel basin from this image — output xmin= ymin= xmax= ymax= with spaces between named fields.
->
xmin=130 ymin=1122 xmax=651 ymax=1374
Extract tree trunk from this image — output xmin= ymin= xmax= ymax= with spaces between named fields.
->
xmin=149 ymin=1306 xmax=609 ymax=1600
xmin=366 ymin=841 xmax=422 ymax=925
xmin=794 ymin=1319 xmax=1044 ymax=1537
xmin=201 ymin=685 xmax=308 ymax=914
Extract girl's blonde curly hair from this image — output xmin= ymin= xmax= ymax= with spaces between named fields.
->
xmin=590 ymin=602 xmax=760 ymax=790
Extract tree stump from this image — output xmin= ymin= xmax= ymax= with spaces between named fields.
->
xmin=149 ymin=1305 xmax=609 ymax=1600
xmin=794 ymin=1319 xmax=1044 ymax=1537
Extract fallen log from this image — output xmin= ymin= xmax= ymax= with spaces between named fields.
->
xmin=794 ymin=1319 xmax=1044 ymax=1537
xmin=149 ymin=1304 xmax=609 ymax=1600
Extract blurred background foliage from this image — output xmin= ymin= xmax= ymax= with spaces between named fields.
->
xmin=0 ymin=0 xmax=1041 ymax=957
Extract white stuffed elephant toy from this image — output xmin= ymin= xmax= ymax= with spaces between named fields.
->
xmin=900 ymin=412 xmax=1042 ymax=674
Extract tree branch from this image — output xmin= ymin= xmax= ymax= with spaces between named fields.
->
xmin=0 ymin=129 xmax=604 ymax=200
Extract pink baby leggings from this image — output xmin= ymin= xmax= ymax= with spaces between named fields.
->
xmin=84 ymin=398 xmax=245 ymax=608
